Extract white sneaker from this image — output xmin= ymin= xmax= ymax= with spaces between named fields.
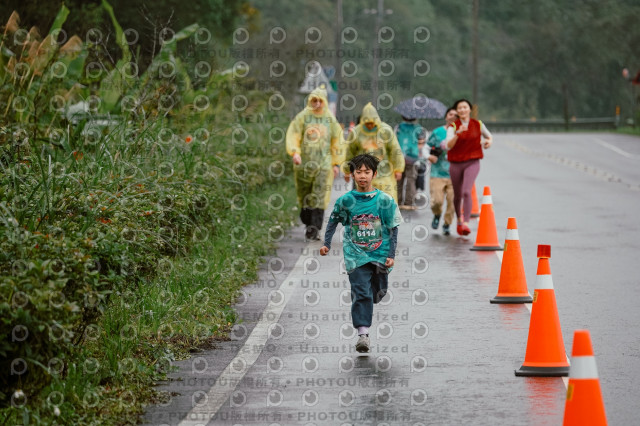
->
xmin=355 ymin=334 xmax=370 ymax=353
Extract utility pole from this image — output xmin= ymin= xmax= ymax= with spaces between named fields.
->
xmin=472 ymin=0 xmax=479 ymax=118
xmin=335 ymin=0 xmax=343 ymax=121
xmin=372 ymin=0 xmax=383 ymax=102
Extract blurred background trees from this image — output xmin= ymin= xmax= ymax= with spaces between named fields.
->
xmin=1 ymin=0 xmax=638 ymax=122
xmin=243 ymin=0 xmax=639 ymax=123
xmin=0 ymin=0 xmax=250 ymax=66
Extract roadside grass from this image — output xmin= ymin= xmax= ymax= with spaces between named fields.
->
xmin=1 ymin=5 xmax=302 ymax=424
xmin=615 ymin=126 xmax=640 ymax=137
xmin=1 ymin=60 xmax=297 ymax=424
xmin=2 ymin=177 xmax=298 ymax=425
xmin=93 ymin=178 xmax=297 ymax=425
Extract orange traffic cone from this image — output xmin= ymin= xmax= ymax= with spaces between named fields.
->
xmin=461 ymin=183 xmax=480 ymax=219
xmin=515 ymin=245 xmax=569 ymax=376
xmin=470 ymin=186 xmax=502 ymax=251
xmin=563 ymin=330 xmax=607 ymax=425
xmin=490 ymin=217 xmax=532 ymax=303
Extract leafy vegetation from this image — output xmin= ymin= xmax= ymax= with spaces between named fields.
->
xmin=0 ymin=0 xmax=257 ymax=69
xmin=616 ymin=126 xmax=640 ymax=136
xmin=0 ymin=2 xmax=295 ymax=424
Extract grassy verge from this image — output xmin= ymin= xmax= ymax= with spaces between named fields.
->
xmin=1 ymin=5 xmax=303 ymax=424
xmin=2 ymin=177 xmax=298 ymax=425
xmin=615 ymin=126 xmax=640 ymax=137
xmin=83 ymin=178 xmax=298 ymax=425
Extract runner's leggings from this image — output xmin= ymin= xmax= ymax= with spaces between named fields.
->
xmin=448 ymin=158 xmax=480 ymax=223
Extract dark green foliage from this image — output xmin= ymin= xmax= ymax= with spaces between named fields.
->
xmin=244 ymin=0 xmax=639 ymax=122
xmin=0 ymin=0 xmax=248 ymax=68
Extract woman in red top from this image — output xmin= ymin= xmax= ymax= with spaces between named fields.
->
xmin=442 ymin=99 xmax=493 ymax=236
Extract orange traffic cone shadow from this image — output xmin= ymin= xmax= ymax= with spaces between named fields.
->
xmin=470 ymin=186 xmax=503 ymax=251
xmin=515 ymin=245 xmax=569 ymax=376
xmin=461 ymin=183 xmax=481 ymax=219
xmin=563 ymin=330 xmax=607 ymax=425
xmin=490 ymin=217 xmax=532 ymax=303
xmin=470 ymin=183 xmax=480 ymax=218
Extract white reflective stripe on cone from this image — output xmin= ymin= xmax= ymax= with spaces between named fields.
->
xmin=505 ymin=229 xmax=519 ymax=240
xmin=569 ymin=356 xmax=599 ymax=379
xmin=482 ymin=195 xmax=493 ymax=205
xmin=534 ymin=274 xmax=554 ymax=290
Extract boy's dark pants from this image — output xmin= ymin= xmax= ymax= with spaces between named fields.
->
xmin=348 ymin=262 xmax=389 ymax=328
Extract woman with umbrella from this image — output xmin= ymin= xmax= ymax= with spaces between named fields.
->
xmin=441 ymin=99 xmax=493 ymax=236
xmin=394 ymin=95 xmax=448 ymax=198
xmin=395 ymin=115 xmax=425 ymax=210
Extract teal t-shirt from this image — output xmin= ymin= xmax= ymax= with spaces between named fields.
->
xmin=427 ymin=125 xmax=450 ymax=178
xmin=329 ymin=189 xmax=402 ymax=272
xmin=396 ymin=122 xmax=423 ymax=160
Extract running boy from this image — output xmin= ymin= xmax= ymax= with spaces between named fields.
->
xmin=320 ymin=154 xmax=402 ymax=353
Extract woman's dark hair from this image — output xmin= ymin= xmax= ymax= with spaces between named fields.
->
xmin=349 ymin=154 xmax=379 ymax=173
xmin=445 ymin=107 xmax=457 ymax=116
xmin=452 ymin=99 xmax=473 ymax=110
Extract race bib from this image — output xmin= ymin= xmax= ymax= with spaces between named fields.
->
xmin=351 ymin=213 xmax=383 ymax=252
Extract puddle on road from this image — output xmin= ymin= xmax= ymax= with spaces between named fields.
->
xmin=523 ymin=377 xmax=565 ymax=425
xmin=472 ymin=251 xmax=501 ymax=287
xmin=496 ymin=304 xmax=529 ymax=330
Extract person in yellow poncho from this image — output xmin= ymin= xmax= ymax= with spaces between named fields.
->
xmin=343 ymin=103 xmax=405 ymax=202
xmin=286 ymin=87 xmax=346 ymax=240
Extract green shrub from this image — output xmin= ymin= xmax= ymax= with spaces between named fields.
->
xmin=0 ymin=3 xmax=296 ymax=422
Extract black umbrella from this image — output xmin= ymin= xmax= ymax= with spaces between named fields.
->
xmin=394 ymin=95 xmax=448 ymax=119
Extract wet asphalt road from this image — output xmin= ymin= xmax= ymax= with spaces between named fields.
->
xmin=144 ymin=132 xmax=640 ymax=425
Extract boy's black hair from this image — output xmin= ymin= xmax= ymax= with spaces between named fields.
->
xmin=349 ymin=154 xmax=379 ymax=174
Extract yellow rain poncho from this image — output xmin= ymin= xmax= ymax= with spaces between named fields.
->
xmin=286 ymin=87 xmax=345 ymax=210
xmin=343 ymin=103 xmax=405 ymax=202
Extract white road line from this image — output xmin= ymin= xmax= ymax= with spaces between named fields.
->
xmin=592 ymin=137 xmax=640 ymax=159
xmin=493 ymin=251 xmax=569 ymax=388
xmin=178 ymin=249 xmax=308 ymax=426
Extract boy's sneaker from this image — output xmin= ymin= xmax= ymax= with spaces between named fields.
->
xmin=431 ymin=215 xmax=440 ymax=229
xmin=356 ymin=334 xmax=370 ymax=353
xmin=443 ymin=224 xmax=450 ymax=235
